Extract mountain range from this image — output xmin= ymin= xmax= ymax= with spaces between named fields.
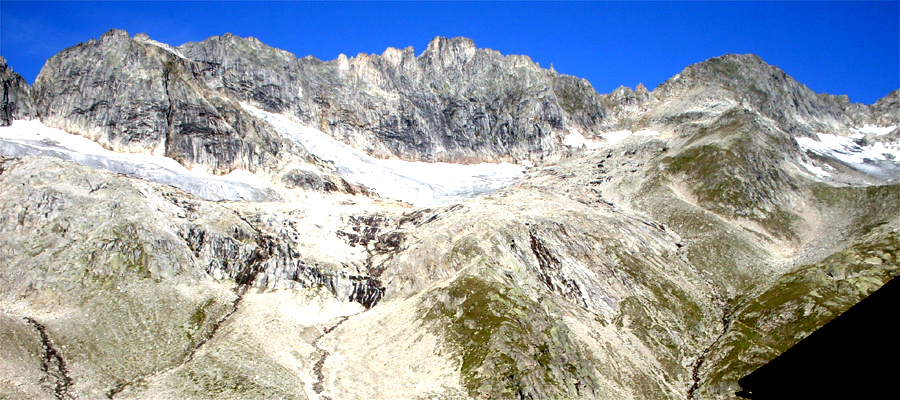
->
xmin=1 ymin=29 xmax=897 ymax=399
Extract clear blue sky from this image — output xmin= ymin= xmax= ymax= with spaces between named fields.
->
xmin=1 ymin=1 xmax=898 ymax=104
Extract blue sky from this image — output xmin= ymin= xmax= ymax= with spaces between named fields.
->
xmin=1 ymin=1 xmax=898 ymax=104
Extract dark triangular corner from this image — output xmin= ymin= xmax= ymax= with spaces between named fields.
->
xmin=736 ymin=275 xmax=900 ymax=399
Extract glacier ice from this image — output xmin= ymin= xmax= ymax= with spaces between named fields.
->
xmin=795 ymin=132 xmax=900 ymax=180
xmin=795 ymin=133 xmax=900 ymax=164
xmin=242 ymin=104 xmax=524 ymax=207
xmin=0 ymin=120 xmax=278 ymax=202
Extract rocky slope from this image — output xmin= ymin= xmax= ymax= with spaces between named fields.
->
xmin=1 ymin=31 xmax=898 ymax=400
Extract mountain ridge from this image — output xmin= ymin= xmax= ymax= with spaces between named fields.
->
xmin=8 ymin=30 xmax=898 ymax=166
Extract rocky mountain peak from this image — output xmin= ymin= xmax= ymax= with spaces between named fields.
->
xmin=424 ymin=36 xmax=477 ymax=54
xmin=29 ymin=29 xmax=295 ymax=174
xmin=179 ymin=32 xmax=298 ymax=66
xmin=420 ymin=36 xmax=479 ymax=68
xmin=98 ymin=28 xmax=131 ymax=45
xmin=635 ymin=82 xmax=650 ymax=95
xmin=608 ymin=84 xmax=656 ymax=106
xmin=380 ymin=46 xmax=416 ymax=68
xmin=654 ymin=53 xmax=776 ymax=98
xmin=651 ymin=53 xmax=884 ymax=136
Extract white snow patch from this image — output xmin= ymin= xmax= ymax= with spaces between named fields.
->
xmin=224 ymin=169 xmax=270 ymax=186
xmin=563 ymin=128 xmax=603 ymax=150
xmin=0 ymin=120 xmax=276 ymax=202
xmin=134 ymin=35 xmax=190 ymax=60
xmin=851 ymin=124 xmax=897 ymax=136
xmin=796 ymin=132 xmax=900 ymax=164
xmin=242 ymin=104 xmax=524 ymax=206
xmin=602 ymin=130 xmax=633 ymax=145
xmin=634 ymin=130 xmax=660 ymax=137
xmin=801 ymin=162 xmax=832 ymax=177
xmin=796 ymin=132 xmax=900 ymax=180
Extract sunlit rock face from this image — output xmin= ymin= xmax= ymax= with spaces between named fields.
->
xmin=30 ymin=30 xmax=293 ymax=175
xmin=0 ymin=30 xmax=898 ymax=400
xmin=178 ymin=34 xmax=575 ymax=164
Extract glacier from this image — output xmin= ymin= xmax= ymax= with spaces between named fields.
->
xmin=796 ymin=132 xmax=900 ymax=181
xmin=795 ymin=132 xmax=900 ymax=164
xmin=0 ymin=120 xmax=278 ymax=202
xmin=242 ymin=104 xmax=525 ymax=207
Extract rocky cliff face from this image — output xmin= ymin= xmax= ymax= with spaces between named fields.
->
xmin=1 ymin=31 xmax=898 ymax=400
xmin=178 ymin=34 xmax=597 ymax=164
xmin=871 ymin=89 xmax=900 ymax=125
xmin=0 ymin=57 xmax=34 ymax=125
xmin=31 ymin=30 xmax=302 ymax=175
xmin=24 ymin=29 xmax=614 ymax=173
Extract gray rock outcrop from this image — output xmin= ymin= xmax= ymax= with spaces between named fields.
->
xmin=0 ymin=57 xmax=34 ymax=125
xmin=870 ymin=89 xmax=899 ymax=126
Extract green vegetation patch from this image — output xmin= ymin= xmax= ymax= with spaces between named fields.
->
xmin=810 ymin=182 xmax=900 ymax=236
xmin=554 ymin=79 xmax=591 ymax=114
xmin=422 ymin=275 xmax=595 ymax=399
xmin=610 ymin=250 xmax=708 ymax=384
xmin=665 ymin=136 xmax=800 ymax=240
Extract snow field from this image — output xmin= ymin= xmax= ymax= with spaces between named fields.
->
xmin=0 ymin=120 xmax=275 ymax=202
xmin=795 ymin=132 xmax=900 ymax=165
xmin=242 ymin=104 xmax=525 ymax=206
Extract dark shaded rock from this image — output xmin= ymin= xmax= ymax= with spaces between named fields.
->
xmin=0 ymin=57 xmax=34 ymax=126
xmin=281 ymin=169 xmax=326 ymax=191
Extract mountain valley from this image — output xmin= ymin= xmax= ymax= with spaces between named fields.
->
xmin=1 ymin=30 xmax=898 ymax=399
